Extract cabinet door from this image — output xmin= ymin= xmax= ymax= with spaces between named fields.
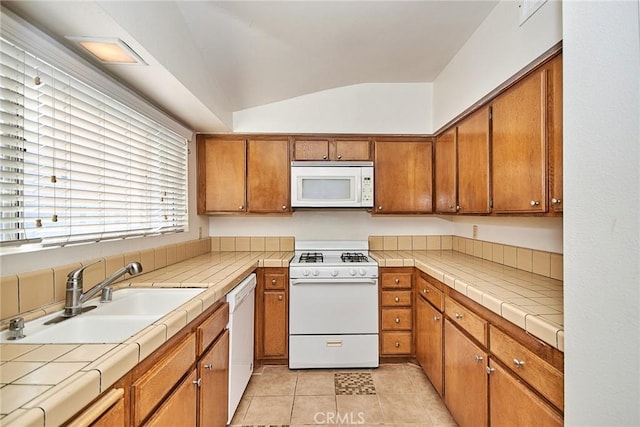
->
xmin=374 ymin=140 xmax=433 ymax=213
xmin=247 ymin=139 xmax=290 ymax=213
xmin=415 ymin=295 xmax=443 ymax=396
xmin=293 ymin=139 xmax=330 ymax=160
xmin=199 ymin=330 xmax=229 ymax=427
xmin=489 ymin=360 xmax=563 ymax=427
xmin=492 ymin=69 xmax=548 ymax=213
xmin=262 ymin=290 xmax=288 ymax=358
xmin=434 ymin=128 xmax=457 ymax=213
xmin=548 ymin=54 xmax=563 ymax=213
xmin=145 ymin=370 xmax=197 ymax=427
xmin=332 ymin=138 xmax=371 ymax=160
xmin=198 ymin=138 xmax=246 ymax=213
xmin=444 ymin=319 xmax=488 ymax=427
xmin=457 ymin=106 xmax=491 ymax=213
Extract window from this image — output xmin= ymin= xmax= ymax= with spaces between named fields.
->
xmin=0 ymin=37 xmax=188 ymax=247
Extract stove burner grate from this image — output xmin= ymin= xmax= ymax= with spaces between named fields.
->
xmin=341 ymin=252 xmax=369 ymax=263
xmin=299 ymin=252 xmax=324 ymax=263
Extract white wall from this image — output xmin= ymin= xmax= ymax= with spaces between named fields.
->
xmin=563 ymin=1 xmax=640 ymax=425
xmin=433 ymin=0 xmax=562 ymax=130
xmin=233 ymin=83 xmax=432 ymax=134
xmin=0 ymin=137 xmax=209 ymax=276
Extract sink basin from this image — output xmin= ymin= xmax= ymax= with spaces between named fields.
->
xmin=1 ymin=288 xmax=205 ymax=344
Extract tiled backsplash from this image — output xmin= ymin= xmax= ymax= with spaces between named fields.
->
xmin=0 ymin=238 xmax=212 ymax=323
xmin=211 ymin=236 xmax=294 ymax=252
xmin=369 ymin=235 xmax=563 ymax=281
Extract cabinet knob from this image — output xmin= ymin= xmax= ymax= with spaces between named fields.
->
xmin=456 ymin=205 xmax=461 ymax=211
xmin=239 ymin=205 xmax=244 ymax=210
xmin=448 ymin=204 xmax=454 ymax=209
xmin=204 ymin=364 xmax=213 ymax=370
xmin=395 ymin=341 xmax=401 ymax=348
xmin=455 ymin=313 xmax=463 ymax=319
xmin=337 ymin=155 xmax=342 ymax=159
xmin=278 ymin=294 xmax=283 ymax=301
xmin=433 ymin=316 xmax=440 ymax=321
xmin=395 ymin=317 xmax=400 ymax=323
xmin=271 ymin=279 xmax=277 ymax=285
xmin=423 ymin=288 xmax=429 ymax=294
xmin=394 ymin=278 xmax=400 ymax=284
xmin=282 ymin=205 xmax=287 ymax=210
xmin=378 ymin=206 xmax=383 ymax=211
xmin=513 ymin=358 xmax=526 ymax=368
xmin=193 ymin=378 xmax=202 ymax=387
xmin=323 ymin=155 xmax=327 ymax=160
xmin=552 ymin=198 xmax=562 ymax=205
xmin=474 ymin=355 xmax=484 ymax=363
xmin=394 ymin=296 xmax=400 ymax=302
xmin=530 ymin=200 xmax=540 ymax=207
xmin=486 ymin=366 xmax=495 ymax=375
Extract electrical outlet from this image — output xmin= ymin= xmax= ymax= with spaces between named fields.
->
xmin=198 ymin=226 xmax=203 ymax=239
xmin=472 ymin=225 xmax=478 ymax=239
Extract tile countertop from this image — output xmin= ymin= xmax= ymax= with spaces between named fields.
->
xmin=0 ymin=250 xmax=293 ymax=427
xmin=371 ymin=249 xmax=564 ymax=353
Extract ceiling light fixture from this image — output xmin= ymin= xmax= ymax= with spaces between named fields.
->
xmin=66 ymin=37 xmax=147 ymax=65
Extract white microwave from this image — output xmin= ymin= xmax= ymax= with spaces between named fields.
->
xmin=291 ymin=161 xmax=374 ymax=208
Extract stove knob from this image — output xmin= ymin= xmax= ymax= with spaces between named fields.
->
xmin=312 ymin=269 xmax=320 ymax=277
xmin=331 ymin=269 xmax=339 ymax=277
xmin=359 ymin=268 xmax=367 ymax=276
xmin=303 ymin=269 xmax=310 ymax=277
xmin=349 ymin=268 xmax=357 ymax=276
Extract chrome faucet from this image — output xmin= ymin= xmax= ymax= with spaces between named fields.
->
xmin=64 ymin=261 xmax=143 ymax=317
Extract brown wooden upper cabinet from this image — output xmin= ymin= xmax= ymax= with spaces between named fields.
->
xmin=457 ymin=106 xmax=491 ymax=213
xmin=197 ymin=136 xmax=290 ymax=214
xmin=374 ymin=139 xmax=433 ymax=213
xmin=491 ymin=56 xmax=561 ymax=214
xmin=434 ymin=128 xmax=457 ymax=213
xmin=292 ymin=137 xmax=372 ymax=161
xmin=548 ymin=54 xmax=563 ymax=213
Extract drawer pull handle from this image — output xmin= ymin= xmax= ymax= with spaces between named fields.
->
xmin=278 ymin=295 xmax=283 ymax=301
xmin=395 ymin=317 xmax=400 ymax=323
xmin=271 ymin=279 xmax=277 ymax=285
xmin=455 ymin=313 xmax=463 ymax=319
xmin=474 ymin=355 xmax=484 ymax=363
xmin=433 ymin=316 xmax=440 ymax=321
xmin=395 ymin=278 xmax=400 ymax=284
xmin=204 ymin=364 xmax=213 ymax=370
xmin=394 ymin=296 xmax=400 ymax=302
xmin=423 ymin=288 xmax=429 ymax=294
xmin=326 ymin=340 xmax=343 ymax=347
xmin=513 ymin=359 xmax=526 ymax=368
xmin=395 ymin=341 xmax=401 ymax=348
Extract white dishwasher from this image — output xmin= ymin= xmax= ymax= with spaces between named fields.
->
xmin=225 ymin=273 xmax=256 ymax=424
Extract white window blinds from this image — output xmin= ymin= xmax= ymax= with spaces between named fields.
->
xmin=0 ymin=37 xmax=188 ymax=247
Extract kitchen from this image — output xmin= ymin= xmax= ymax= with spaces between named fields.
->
xmin=0 ymin=1 xmax=638 ymax=427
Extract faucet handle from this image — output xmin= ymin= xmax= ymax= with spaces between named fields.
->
xmin=67 ymin=259 xmax=103 ymax=281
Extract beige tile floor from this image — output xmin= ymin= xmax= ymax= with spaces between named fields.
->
xmin=229 ymin=363 xmax=457 ymax=426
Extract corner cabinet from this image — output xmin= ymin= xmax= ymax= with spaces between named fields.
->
xmin=374 ymin=139 xmax=433 ymax=214
xmin=197 ymin=136 xmax=290 ymax=214
xmin=491 ymin=54 xmax=562 ymax=214
xmin=255 ymin=267 xmax=289 ymax=362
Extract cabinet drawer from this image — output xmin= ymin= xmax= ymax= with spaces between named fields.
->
xmin=381 ymin=332 xmax=412 ymax=355
xmin=381 ymin=308 xmax=413 ymax=330
xmin=416 ymin=278 xmax=444 ymax=311
xmin=445 ymin=298 xmax=487 ymax=346
xmin=264 ymin=271 xmax=287 ymax=290
xmin=490 ymin=325 xmax=564 ymax=410
xmin=197 ymin=302 xmax=229 ymax=355
xmin=381 ymin=290 xmax=412 ymax=307
xmin=132 ymin=334 xmax=196 ymax=425
xmin=380 ymin=272 xmax=412 ymax=289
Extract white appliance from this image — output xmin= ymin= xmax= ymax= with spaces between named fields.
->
xmin=290 ymin=161 xmax=374 ymax=208
xmin=289 ymin=241 xmax=379 ymax=369
xmin=225 ymin=273 xmax=256 ymax=424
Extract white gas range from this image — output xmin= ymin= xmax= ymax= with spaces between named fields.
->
xmin=289 ymin=241 xmax=379 ymax=369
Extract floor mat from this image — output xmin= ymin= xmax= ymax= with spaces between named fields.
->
xmin=334 ymin=372 xmax=376 ymax=395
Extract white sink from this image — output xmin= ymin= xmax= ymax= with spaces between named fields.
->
xmin=1 ymin=288 xmax=205 ymax=344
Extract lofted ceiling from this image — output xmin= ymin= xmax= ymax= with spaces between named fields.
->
xmin=3 ymin=1 xmax=499 ymax=132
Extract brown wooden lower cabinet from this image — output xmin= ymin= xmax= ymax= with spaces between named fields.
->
xmin=444 ymin=319 xmax=489 ymax=427
xmin=198 ymin=329 xmax=229 ymax=427
xmin=145 ymin=369 xmax=198 ymax=426
xmin=255 ymin=268 xmax=289 ymax=362
xmin=488 ymin=360 xmax=563 ymax=427
xmin=415 ymin=293 xmax=443 ymax=396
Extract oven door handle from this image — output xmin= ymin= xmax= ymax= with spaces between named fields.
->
xmin=290 ymin=278 xmax=378 ymax=286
